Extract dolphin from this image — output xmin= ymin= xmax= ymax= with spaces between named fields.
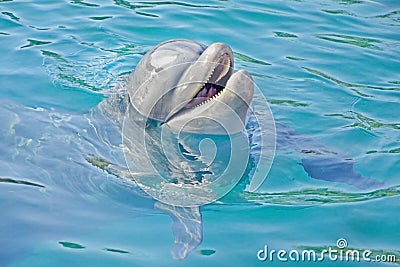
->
xmin=119 ymin=39 xmax=384 ymax=200
xmin=75 ymin=39 xmax=255 ymax=260
xmin=94 ymin=39 xmax=259 ymax=259
xmin=118 ymin=39 xmax=265 ymax=208
xmin=0 ymin=39 xmax=383 ymax=265
xmin=95 ymin=39 xmax=382 ymax=258
xmin=127 ymin=39 xmax=254 ymax=135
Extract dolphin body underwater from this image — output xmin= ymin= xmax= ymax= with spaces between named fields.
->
xmin=114 ymin=39 xmax=381 ymax=193
xmin=0 ymin=39 xmax=382 ymax=263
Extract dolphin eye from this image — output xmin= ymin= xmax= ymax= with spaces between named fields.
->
xmin=197 ymin=47 xmax=204 ymax=55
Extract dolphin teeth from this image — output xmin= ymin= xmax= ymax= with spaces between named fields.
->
xmin=192 ymin=86 xmax=225 ymax=108
xmin=214 ymin=90 xmax=223 ymax=98
xmin=206 ymin=65 xmax=216 ymax=84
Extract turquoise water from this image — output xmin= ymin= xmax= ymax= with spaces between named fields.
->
xmin=1 ymin=0 xmax=399 ymax=266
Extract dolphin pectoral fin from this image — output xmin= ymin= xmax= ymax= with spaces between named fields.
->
xmin=155 ymin=202 xmax=202 ymax=260
xmin=301 ymin=155 xmax=383 ymax=190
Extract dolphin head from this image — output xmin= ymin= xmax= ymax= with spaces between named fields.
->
xmin=127 ymin=39 xmax=254 ymax=134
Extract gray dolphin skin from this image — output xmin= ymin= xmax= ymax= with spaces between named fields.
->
xmin=127 ymin=39 xmax=254 ymax=135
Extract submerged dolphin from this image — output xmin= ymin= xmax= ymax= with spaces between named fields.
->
xmin=275 ymin=122 xmax=383 ymax=190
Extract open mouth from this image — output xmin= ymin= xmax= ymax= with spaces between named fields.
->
xmin=184 ymin=55 xmax=232 ymax=109
xmin=184 ymin=83 xmax=225 ymax=108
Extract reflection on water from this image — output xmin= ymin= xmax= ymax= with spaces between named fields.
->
xmin=244 ymin=185 xmax=400 ymax=206
xmin=303 ymin=67 xmax=400 ymax=93
xmin=0 ymin=177 xmax=45 ymax=188
xmin=325 ymin=111 xmax=400 ymax=131
xmin=315 ymin=33 xmax=382 ymax=50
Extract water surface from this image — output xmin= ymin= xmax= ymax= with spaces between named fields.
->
xmin=0 ymin=0 xmax=399 ymax=266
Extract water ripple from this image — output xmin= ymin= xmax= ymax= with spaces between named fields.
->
xmin=0 ymin=177 xmax=45 ymax=188
xmin=332 ymin=0 xmax=365 ymax=5
xmin=113 ymin=0 xmax=149 ymax=9
xmin=102 ymin=43 xmax=148 ymax=57
xmin=389 ymin=81 xmax=400 ymax=85
xmin=367 ymin=147 xmax=400 ymax=155
xmin=135 ymin=1 xmax=223 ymax=8
xmin=303 ymin=67 xmax=400 ymax=96
xmin=322 ymin=8 xmax=400 ymax=25
xmin=322 ymin=9 xmax=357 ymax=17
xmin=269 ymin=99 xmax=309 ymax=107
xmin=42 ymin=48 xmax=122 ymax=92
xmin=243 ymin=185 xmax=400 ymax=206
xmin=286 ymin=56 xmax=306 ymax=61
xmin=315 ymin=33 xmax=382 ymax=50
xmin=234 ymin=52 xmax=271 ymax=66
xmin=373 ymin=10 xmax=400 ymax=22
xmin=197 ymin=249 xmax=216 ymax=256
xmin=1 ymin=11 xmax=20 ymax=22
xmin=326 ymin=111 xmax=400 ymax=131
xmin=274 ymin=31 xmax=298 ymax=38
xmin=89 ymin=16 xmax=113 ymax=21
xmin=104 ymin=248 xmax=130 ymax=254
xmin=21 ymin=39 xmax=52 ymax=49
xmin=59 ymin=241 xmax=85 ymax=249
xmin=29 ymin=25 xmax=51 ymax=31
xmin=113 ymin=0 xmax=158 ymax=17
xmin=112 ymin=0 xmax=223 ymax=18
xmin=70 ymin=0 xmax=99 ymax=7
